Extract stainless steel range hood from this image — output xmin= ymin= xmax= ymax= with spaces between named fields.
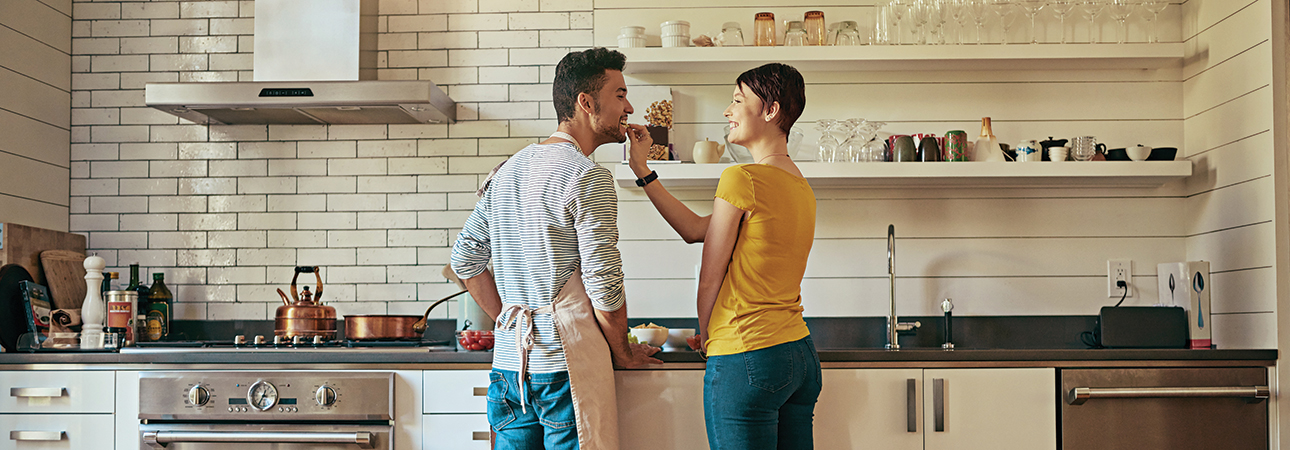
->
xmin=145 ymin=0 xmax=455 ymax=125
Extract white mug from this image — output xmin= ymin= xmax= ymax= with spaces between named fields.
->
xmin=1015 ymin=140 xmax=1041 ymax=162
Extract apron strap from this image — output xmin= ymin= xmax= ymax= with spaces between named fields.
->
xmin=496 ymin=303 xmax=554 ymax=414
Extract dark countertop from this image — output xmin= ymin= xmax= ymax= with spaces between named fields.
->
xmin=0 ymin=348 xmax=1276 ymax=369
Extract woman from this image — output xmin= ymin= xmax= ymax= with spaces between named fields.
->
xmin=626 ymin=63 xmax=821 ymax=450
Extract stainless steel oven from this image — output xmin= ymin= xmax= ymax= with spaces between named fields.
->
xmin=138 ymin=372 xmax=394 ymax=450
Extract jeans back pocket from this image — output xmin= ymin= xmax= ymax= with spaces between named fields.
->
xmin=743 ymin=343 xmax=795 ymax=393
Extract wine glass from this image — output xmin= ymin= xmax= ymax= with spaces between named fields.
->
xmin=1018 ymin=0 xmax=1045 ymax=44
xmin=909 ymin=0 xmax=931 ymax=44
xmin=1080 ymin=0 xmax=1106 ymax=44
xmin=992 ymin=0 xmax=1020 ymax=45
xmin=1048 ymin=0 xmax=1077 ymax=43
xmin=890 ymin=0 xmax=909 ymax=44
xmin=1106 ymin=0 xmax=1132 ymax=43
xmin=1141 ymin=0 xmax=1168 ymax=43
xmin=928 ymin=0 xmax=949 ymax=44
xmin=967 ymin=0 xmax=991 ymax=44
xmin=949 ymin=0 xmax=970 ymax=44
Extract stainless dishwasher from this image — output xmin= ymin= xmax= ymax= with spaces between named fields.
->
xmin=1061 ymin=367 xmax=1269 ymax=450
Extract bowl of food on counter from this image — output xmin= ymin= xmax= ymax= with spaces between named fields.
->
xmin=457 ymin=330 xmax=494 ymax=351
xmin=628 ymin=323 xmax=668 ymax=347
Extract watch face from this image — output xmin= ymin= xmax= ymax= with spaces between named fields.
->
xmin=247 ymin=381 xmax=279 ymax=411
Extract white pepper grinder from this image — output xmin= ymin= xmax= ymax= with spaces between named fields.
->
xmin=80 ymin=255 xmax=106 ymax=349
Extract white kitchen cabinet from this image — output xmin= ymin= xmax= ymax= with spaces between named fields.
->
xmin=422 ymin=414 xmax=491 ymax=450
xmin=114 ymin=371 xmax=140 ymax=450
xmin=423 ymin=370 xmax=489 ymax=414
xmin=0 ymin=371 xmax=114 ymax=414
xmin=0 ymin=414 xmax=114 ymax=450
xmin=922 ymin=368 xmax=1056 ymax=450
xmin=816 ymin=369 xmax=924 ymax=450
xmin=615 ymin=370 xmax=708 ymax=449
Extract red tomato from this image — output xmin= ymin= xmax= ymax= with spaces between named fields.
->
xmin=468 ymin=343 xmax=484 ymax=351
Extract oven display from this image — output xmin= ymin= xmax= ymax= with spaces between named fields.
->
xmin=247 ymin=381 xmax=279 ymax=411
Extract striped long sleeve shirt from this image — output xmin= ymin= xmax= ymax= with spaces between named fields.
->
xmin=450 ymin=142 xmax=625 ymax=373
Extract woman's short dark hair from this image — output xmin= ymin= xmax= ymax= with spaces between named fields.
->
xmin=735 ymin=63 xmax=806 ymax=137
xmin=553 ymin=48 xmax=627 ymax=123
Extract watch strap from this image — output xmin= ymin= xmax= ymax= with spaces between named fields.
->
xmin=635 ymin=170 xmax=658 ymax=187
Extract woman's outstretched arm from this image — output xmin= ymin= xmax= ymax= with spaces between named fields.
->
xmin=626 ymin=124 xmax=711 ymax=243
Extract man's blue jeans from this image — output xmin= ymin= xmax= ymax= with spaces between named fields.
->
xmin=487 ymin=369 xmax=579 ymax=450
xmin=704 ymin=336 xmax=822 ymax=450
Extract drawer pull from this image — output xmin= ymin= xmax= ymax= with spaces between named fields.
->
xmin=473 ymin=387 xmax=487 ymax=396
xmin=10 ymin=431 xmax=65 ymax=441
xmin=143 ymin=431 xmax=375 ymax=449
xmin=1067 ymin=386 xmax=1271 ymax=405
xmin=472 ymin=431 xmax=489 ymax=441
xmin=932 ymin=378 xmax=945 ymax=432
xmin=10 ymin=387 xmax=66 ymax=398
xmin=905 ymin=378 xmax=917 ymax=433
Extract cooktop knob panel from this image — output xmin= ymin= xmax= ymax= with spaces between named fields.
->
xmin=187 ymin=385 xmax=210 ymax=407
xmin=315 ymin=385 xmax=337 ymax=407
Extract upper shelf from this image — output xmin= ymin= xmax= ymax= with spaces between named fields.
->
xmin=618 ymin=43 xmax=1184 ymax=73
xmin=614 ymin=161 xmax=1194 ymax=189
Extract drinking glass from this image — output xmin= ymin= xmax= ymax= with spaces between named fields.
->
xmin=992 ymin=0 xmax=1020 ymax=45
xmin=784 ymin=21 xmax=807 ymax=46
xmin=816 ymin=120 xmax=840 ymax=162
xmin=1106 ymin=0 xmax=1132 ymax=43
xmin=967 ymin=0 xmax=991 ymax=44
xmin=1080 ymin=0 xmax=1106 ymax=43
xmin=910 ymin=0 xmax=931 ymax=44
xmin=754 ymin=12 xmax=776 ymax=46
xmin=928 ymin=0 xmax=949 ymax=44
xmin=1048 ymin=0 xmax=1077 ymax=43
xmin=1018 ymin=0 xmax=1045 ymax=44
xmin=804 ymin=11 xmax=827 ymax=45
xmin=1070 ymin=136 xmax=1098 ymax=161
xmin=949 ymin=0 xmax=970 ymax=44
xmin=874 ymin=5 xmax=894 ymax=44
xmin=1141 ymin=0 xmax=1167 ymax=43
xmin=836 ymin=21 xmax=863 ymax=45
xmin=890 ymin=0 xmax=909 ymax=44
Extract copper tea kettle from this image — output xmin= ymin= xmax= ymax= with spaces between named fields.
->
xmin=274 ymin=266 xmax=337 ymax=339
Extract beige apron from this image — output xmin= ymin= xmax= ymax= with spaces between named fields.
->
xmin=497 ymin=270 xmax=619 ymax=450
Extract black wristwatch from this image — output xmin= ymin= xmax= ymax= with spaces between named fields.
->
xmin=635 ymin=170 xmax=658 ymax=187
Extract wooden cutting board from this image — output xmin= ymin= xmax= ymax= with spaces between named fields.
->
xmin=0 ymin=223 xmax=88 ymax=286
xmin=39 ymin=250 xmax=86 ymax=310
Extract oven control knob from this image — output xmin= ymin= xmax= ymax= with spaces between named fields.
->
xmin=187 ymin=385 xmax=211 ymax=407
xmin=315 ymin=385 xmax=338 ymax=407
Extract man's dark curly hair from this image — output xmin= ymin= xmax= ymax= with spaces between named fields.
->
xmin=553 ymin=48 xmax=627 ymax=123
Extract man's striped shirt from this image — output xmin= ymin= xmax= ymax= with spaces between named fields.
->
xmin=451 ymin=141 xmax=625 ymax=373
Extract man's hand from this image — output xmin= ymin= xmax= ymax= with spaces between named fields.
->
xmin=614 ymin=343 xmax=663 ymax=369
xmin=626 ymin=123 xmax=654 ymax=178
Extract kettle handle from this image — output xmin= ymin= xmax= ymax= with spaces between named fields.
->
xmin=290 ymin=266 xmax=324 ymax=303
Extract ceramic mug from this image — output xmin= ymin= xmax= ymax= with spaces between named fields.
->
xmin=1015 ymin=140 xmax=1041 ymax=162
xmin=892 ymin=136 xmax=917 ymax=162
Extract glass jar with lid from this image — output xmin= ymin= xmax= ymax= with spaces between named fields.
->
xmin=754 ymin=12 xmax=776 ymax=46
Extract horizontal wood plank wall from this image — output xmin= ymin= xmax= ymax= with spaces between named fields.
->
xmin=0 ymin=0 xmax=72 ymax=231
xmin=1181 ymin=0 xmax=1275 ymax=349
xmin=597 ymin=2 xmax=1195 ymax=327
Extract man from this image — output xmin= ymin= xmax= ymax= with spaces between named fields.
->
xmin=451 ymin=47 xmax=661 ymax=450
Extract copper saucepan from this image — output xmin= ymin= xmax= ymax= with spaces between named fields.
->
xmin=344 ymin=290 xmax=469 ymax=340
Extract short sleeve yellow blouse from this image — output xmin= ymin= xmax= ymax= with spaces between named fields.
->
xmin=705 ymin=163 xmax=816 ymax=356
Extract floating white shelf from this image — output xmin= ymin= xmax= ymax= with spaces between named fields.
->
xmin=618 ymin=43 xmax=1183 ymax=73
xmin=615 ymin=161 xmax=1193 ymax=189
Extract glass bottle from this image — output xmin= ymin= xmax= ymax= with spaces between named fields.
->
xmin=101 ymin=272 xmax=118 ymax=293
xmin=128 ymin=264 xmax=146 ymax=342
xmin=145 ymin=273 xmax=173 ymax=342
xmin=754 ymin=12 xmax=776 ymax=46
xmin=973 ymin=117 xmax=1001 ymax=161
xmin=804 ymin=11 xmax=826 ymax=45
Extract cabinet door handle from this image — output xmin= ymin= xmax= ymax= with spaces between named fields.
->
xmin=10 ymin=431 xmax=65 ymax=441
xmin=1067 ymin=386 xmax=1271 ymax=405
xmin=472 ymin=431 xmax=490 ymax=441
xmin=473 ymin=387 xmax=487 ymax=396
xmin=10 ymin=387 xmax=66 ymax=398
xmin=933 ymin=378 xmax=945 ymax=432
xmin=906 ymin=378 xmax=917 ymax=433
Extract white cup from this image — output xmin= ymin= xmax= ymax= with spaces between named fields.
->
xmin=661 ymin=20 xmax=691 ymax=36
xmin=620 ymin=26 xmax=645 ymax=37
xmin=662 ymin=34 xmax=691 ymax=47
xmin=1127 ymin=144 xmax=1151 ymax=161
xmin=618 ymin=35 xmax=646 ymax=48
xmin=1048 ymin=146 xmax=1068 ymax=162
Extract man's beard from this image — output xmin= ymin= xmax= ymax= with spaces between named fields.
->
xmin=590 ymin=99 xmax=626 ymax=144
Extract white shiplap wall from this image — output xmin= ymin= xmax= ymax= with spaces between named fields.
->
xmin=65 ymin=0 xmax=1280 ymax=350
xmin=1 ymin=0 xmax=72 ymax=231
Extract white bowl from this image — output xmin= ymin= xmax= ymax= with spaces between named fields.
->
xmin=662 ymin=34 xmax=691 ymax=48
xmin=629 ymin=328 xmax=668 ymax=347
xmin=661 ymin=20 xmax=690 ymax=36
xmin=664 ymin=328 xmax=696 ymax=350
xmin=617 ymin=36 xmax=646 ymax=48
xmin=620 ymin=26 xmax=646 ymax=37
xmin=1127 ymin=146 xmax=1151 ymax=161
xmin=1048 ymin=148 xmax=1068 ymax=162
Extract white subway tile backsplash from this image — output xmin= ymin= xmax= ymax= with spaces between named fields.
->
xmin=236 ymin=248 xmax=295 ymax=265
xmin=507 ymin=119 xmax=557 ymax=137
xmin=269 ymin=125 xmax=328 ymax=141
xmin=90 ymin=90 xmax=143 ymax=108
xmin=388 ymin=124 xmax=448 ymax=140
xmin=508 ymin=12 xmax=568 ymax=30
xmin=89 ymin=200 xmax=145 ymax=220
xmin=72 ymin=73 xmax=120 ymax=90
xmin=237 ymin=212 xmax=296 ymax=230
xmin=416 ymin=174 xmax=479 ymax=192
xmin=379 ymin=0 xmax=417 ymax=15
xmin=388 ymin=193 xmax=448 ymax=210
xmin=358 ymin=140 xmax=417 ymax=157
xmin=298 ymin=212 xmax=358 ymax=229
xmin=180 ymin=178 xmax=237 ymax=195
xmin=70 ymin=214 xmax=118 ymax=231
xmin=75 ymin=106 xmax=118 ymax=125
xmin=91 ymin=20 xmax=150 ymax=37
xmin=417 ymin=210 xmax=473 ymax=228
xmin=357 ymin=283 xmax=417 ymax=300
xmin=422 ymin=0 xmax=480 ymax=14
xmin=388 ymin=157 xmax=448 ymax=175
xmin=268 ymin=230 xmax=328 ymax=248
xmin=328 ymin=230 xmax=388 ymax=247
xmin=91 ymin=232 xmax=149 ymax=249
xmin=448 ymin=84 xmax=509 ymax=102
xmin=91 ymin=55 xmax=148 ymax=72
xmin=210 ymin=125 xmax=267 ymax=141
xmin=508 ymin=47 xmax=568 ymax=66
xmin=172 ymin=302 xmax=209 ymax=320
xmin=539 ymin=0 xmax=591 ymax=11
xmin=388 ymin=14 xmax=447 ymax=32
xmin=238 ymin=141 xmax=297 ymax=159
xmin=419 ymin=31 xmax=478 ymax=49
xmin=120 ymin=213 xmax=178 ymax=231
xmin=121 ymin=107 xmax=181 ymax=125
xmin=357 ymin=211 xmax=418 ymax=229
xmin=539 ymin=29 xmax=591 ymax=47
xmin=122 ymin=3 xmax=179 ymax=20
xmin=387 ymin=49 xmax=447 ymax=68
xmin=120 ymin=178 xmax=178 ymax=195
xmin=91 ymin=161 xmax=148 ymax=178
xmin=298 ymin=176 xmax=358 ymax=194
xmin=73 ymin=38 xmax=121 ymax=55
xmin=326 ymin=265 xmax=387 ymax=283
xmin=449 ymin=13 xmax=508 ymax=31
xmin=268 ymin=194 xmax=327 ymax=212
xmin=208 ymin=302 xmax=266 ymax=320
xmin=150 ymin=196 xmax=207 ymax=213
xmin=208 ymin=267 xmax=265 ymax=284
xmin=479 ymin=102 xmax=539 ymax=120
xmin=208 ymin=53 xmax=252 ymax=70
xmin=268 ymin=160 xmax=327 ymax=176
xmin=298 ymin=141 xmax=357 ymax=158
xmin=210 ymin=18 xmax=253 ymax=35
xmin=120 ymin=36 xmax=177 ymax=54
xmin=151 ymin=54 xmax=207 ymax=71
xmin=417 ymin=67 xmax=477 ymax=85
xmin=180 ymin=213 xmax=238 ymax=231
xmin=569 ymin=11 xmax=591 ymax=28
xmin=179 ymin=142 xmax=237 ymax=159
xmin=387 ymin=265 xmax=437 ymax=282
xmin=326 ymin=193 xmax=387 ymax=211
xmin=481 ymin=0 xmax=537 ymax=12
xmin=150 ymin=125 xmax=208 ymax=142
xmin=378 ymin=67 xmax=417 ymax=79
xmin=76 ymin=3 xmax=121 ymax=20
xmin=479 ymin=66 xmax=538 ymax=83
xmin=150 ymin=160 xmax=207 ymax=177
xmin=298 ymin=248 xmax=357 ymax=266
xmin=70 ymin=195 xmax=90 ymax=213
xmin=208 ymin=231 xmax=267 ymax=248
xmin=447 ymin=155 xmax=507 ymax=174
xmin=389 ymin=229 xmax=448 ymax=246
xmin=448 ymin=120 xmax=508 ymax=138
xmin=448 ymin=49 xmax=507 ymax=67
xmin=447 ymin=192 xmax=480 ymax=210
xmin=149 ymin=19 xmax=209 ymax=36
xmin=180 ymin=36 xmax=238 ymax=53
xmin=209 ymin=195 xmax=267 ymax=212
xmin=329 ymin=125 xmax=389 ymax=140
xmin=148 ymin=231 xmax=207 ymax=249
xmin=358 ymin=176 xmax=418 ymax=193
xmin=117 ymin=249 xmax=176 ymax=266
xmin=121 ymin=72 xmax=178 ymax=89
xmin=180 ymin=1 xmax=239 ymax=19
xmin=507 ymin=83 xmax=550 ymax=101
xmin=181 ymin=70 xmax=239 ymax=82
xmin=209 ymin=159 xmax=266 ymax=176
xmin=418 ymin=139 xmax=478 ymax=156
xmin=72 ymin=143 xmax=120 ymax=161
xmin=328 ymin=158 xmax=388 ymax=176
xmin=71 ymin=178 xmax=119 ymax=196
xmin=478 ymin=137 xmax=537 ymax=155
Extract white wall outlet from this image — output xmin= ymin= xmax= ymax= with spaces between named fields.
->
xmin=1107 ymin=259 xmax=1132 ymax=298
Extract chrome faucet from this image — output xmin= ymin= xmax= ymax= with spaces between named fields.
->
xmin=887 ymin=225 xmax=920 ymax=350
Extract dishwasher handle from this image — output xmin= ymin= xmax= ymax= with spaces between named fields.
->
xmin=143 ymin=431 xmax=375 ymax=449
xmin=1067 ymin=385 xmax=1270 ymax=405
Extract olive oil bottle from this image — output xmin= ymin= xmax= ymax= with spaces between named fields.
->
xmin=144 ymin=273 xmax=173 ymax=341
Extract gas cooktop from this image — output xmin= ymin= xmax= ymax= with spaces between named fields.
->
xmin=120 ymin=335 xmax=456 ymax=353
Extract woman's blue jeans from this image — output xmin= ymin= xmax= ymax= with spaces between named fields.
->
xmin=704 ymin=336 xmax=822 ymax=450
xmin=487 ymin=369 xmax=579 ymax=450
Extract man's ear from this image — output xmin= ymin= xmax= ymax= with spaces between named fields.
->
xmin=577 ymin=92 xmax=595 ymax=115
xmin=764 ymin=101 xmax=781 ymax=122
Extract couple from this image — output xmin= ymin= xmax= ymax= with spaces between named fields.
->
xmin=450 ymin=47 xmax=820 ymax=450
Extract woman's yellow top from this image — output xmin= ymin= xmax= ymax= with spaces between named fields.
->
xmin=705 ymin=163 xmax=816 ymax=356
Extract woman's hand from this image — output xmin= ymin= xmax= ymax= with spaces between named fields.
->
xmin=626 ymin=123 xmax=654 ymax=178
xmin=687 ymin=333 xmax=707 ymax=352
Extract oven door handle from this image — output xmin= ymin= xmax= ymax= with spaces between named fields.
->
xmin=1067 ymin=385 xmax=1271 ymax=405
xmin=143 ymin=431 xmax=375 ymax=449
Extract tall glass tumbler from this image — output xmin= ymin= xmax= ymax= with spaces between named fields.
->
xmin=754 ymin=12 xmax=776 ymax=46
xmin=804 ymin=11 xmax=826 ymax=45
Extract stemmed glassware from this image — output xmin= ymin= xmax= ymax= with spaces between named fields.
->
xmin=1048 ymin=0 xmax=1077 ymax=43
xmin=967 ymin=0 xmax=991 ymax=44
xmin=890 ymin=0 xmax=909 ymax=44
xmin=1106 ymin=0 xmax=1133 ymax=43
xmin=928 ymin=0 xmax=949 ymax=44
xmin=1141 ymin=0 xmax=1168 ymax=43
xmin=909 ymin=0 xmax=931 ymax=44
xmin=949 ymin=0 xmax=970 ymax=44
xmin=992 ymin=0 xmax=1020 ymax=45
xmin=1080 ymin=0 xmax=1106 ymax=43
xmin=1017 ymin=0 xmax=1045 ymax=44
